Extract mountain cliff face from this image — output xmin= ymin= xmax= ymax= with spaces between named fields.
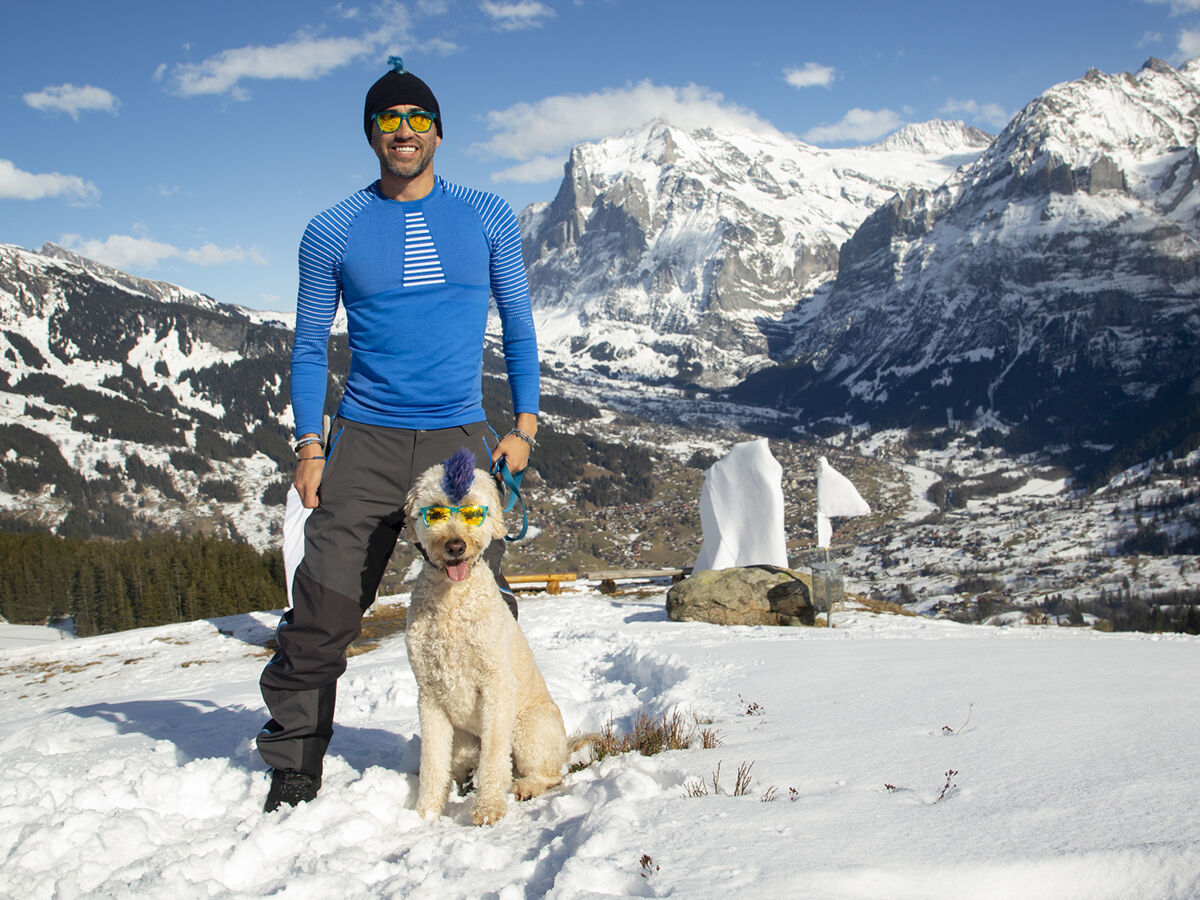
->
xmin=0 ymin=243 xmax=317 ymax=546
xmin=521 ymin=119 xmax=991 ymax=387
xmin=735 ymin=58 xmax=1200 ymax=450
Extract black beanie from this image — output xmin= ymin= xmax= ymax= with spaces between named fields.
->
xmin=364 ymin=57 xmax=442 ymax=140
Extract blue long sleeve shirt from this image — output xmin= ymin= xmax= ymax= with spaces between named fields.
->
xmin=290 ymin=176 xmax=540 ymax=438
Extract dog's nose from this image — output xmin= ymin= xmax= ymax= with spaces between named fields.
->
xmin=445 ymin=538 xmax=466 ymax=558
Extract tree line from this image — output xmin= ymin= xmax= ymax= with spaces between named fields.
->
xmin=0 ymin=530 xmax=286 ymax=636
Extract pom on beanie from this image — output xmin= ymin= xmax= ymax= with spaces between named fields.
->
xmin=363 ymin=56 xmax=442 ymax=140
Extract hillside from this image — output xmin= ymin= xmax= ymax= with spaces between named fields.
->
xmin=734 ymin=58 xmax=1200 ymax=461
xmin=2 ymin=588 xmax=1198 ymax=897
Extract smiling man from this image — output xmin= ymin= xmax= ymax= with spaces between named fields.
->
xmin=256 ymin=59 xmax=540 ymax=813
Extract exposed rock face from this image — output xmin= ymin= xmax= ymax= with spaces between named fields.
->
xmin=666 ymin=566 xmax=814 ymax=626
xmin=734 ymin=58 xmax=1200 ymax=448
xmin=0 ymin=243 xmax=321 ymax=546
xmin=521 ymin=120 xmax=991 ymax=388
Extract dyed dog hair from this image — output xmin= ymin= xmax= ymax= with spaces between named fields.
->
xmin=441 ymin=447 xmax=476 ymax=504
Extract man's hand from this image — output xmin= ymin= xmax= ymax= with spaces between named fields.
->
xmin=491 ymin=413 xmax=537 ymax=474
xmin=292 ymin=432 xmax=325 ymax=508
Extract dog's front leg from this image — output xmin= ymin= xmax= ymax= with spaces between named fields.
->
xmin=415 ymin=695 xmax=455 ymax=819
xmin=472 ymin=683 xmax=517 ymax=826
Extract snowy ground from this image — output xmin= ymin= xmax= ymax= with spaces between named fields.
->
xmin=2 ymin=588 xmax=1198 ymax=899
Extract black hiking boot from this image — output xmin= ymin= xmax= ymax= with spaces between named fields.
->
xmin=264 ymin=769 xmax=320 ymax=812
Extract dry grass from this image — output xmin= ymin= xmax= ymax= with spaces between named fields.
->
xmin=853 ymin=594 xmax=920 ymax=617
xmin=346 ymin=602 xmax=409 ymax=657
xmin=0 ymin=658 xmax=104 ymax=684
xmin=571 ymin=707 xmax=720 ymax=772
xmin=682 ymin=760 xmax=757 ymax=798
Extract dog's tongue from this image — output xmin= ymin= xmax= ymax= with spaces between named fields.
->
xmin=445 ymin=561 xmax=471 ymax=582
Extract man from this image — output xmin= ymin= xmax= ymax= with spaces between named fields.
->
xmin=258 ymin=58 xmax=539 ymax=813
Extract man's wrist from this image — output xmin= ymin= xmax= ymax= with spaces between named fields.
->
xmin=507 ymin=428 xmax=536 ymax=449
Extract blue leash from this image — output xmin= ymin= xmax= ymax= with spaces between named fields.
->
xmin=492 ymin=458 xmax=528 ymax=542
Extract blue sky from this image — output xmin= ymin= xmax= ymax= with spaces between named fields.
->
xmin=3 ymin=0 xmax=1198 ymax=311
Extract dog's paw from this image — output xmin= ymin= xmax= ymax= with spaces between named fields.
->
xmin=471 ymin=795 xmax=506 ymax=826
xmin=417 ymin=802 xmax=444 ymax=820
xmin=513 ymin=776 xmax=556 ymax=801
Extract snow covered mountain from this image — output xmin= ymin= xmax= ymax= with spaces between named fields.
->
xmin=522 ymin=119 xmax=991 ymax=387
xmin=735 ymin=58 xmax=1200 ymax=452
xmin=0 ymin=242 xmax=312 ymax=546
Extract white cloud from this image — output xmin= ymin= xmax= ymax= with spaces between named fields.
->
xmin=940 ymin=98 xmax=1011 ymax=129
xmin=1143 ymin=0 xmax=1200 ymax=13
xmin=170 ymin=34 xmax=377 ymax=97
xmin=1179 ymin=27 xmax=1200 ymax=57
xmin=802 ymin=108 xmax=906 ymax=144
xmin=0 ymin=159 xmax=100 ymax=205
xmin=22 ymin=84 xmax=120 ymax=120
xmin=479 ymin=1 xmax=556 ymax=30
xmin=1139 ymin=30 xmax=1165 ymax=47
xmin=167 ymin=4 xmax=413 ymax=98
xmin=491 ymin=155 xmax=567 ymax=184
xmin=476 ymin=80 xmax=784 ymax=178
xmin=58 ymin=233 xmax=266 ymax=270
xmin=783 ymin=62 xmax=835 ymax=89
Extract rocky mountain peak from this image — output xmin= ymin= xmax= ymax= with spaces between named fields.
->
xmin=870 ymin=120 xmax=993 ymax=159
xmin=522 ymin=118 xmax=988 ymax=388
xmin=737 ymin=57 xmax=1200 ymax=455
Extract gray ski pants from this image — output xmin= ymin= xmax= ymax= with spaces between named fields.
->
xmin=256 ymin=418 xmax=514 ymax=777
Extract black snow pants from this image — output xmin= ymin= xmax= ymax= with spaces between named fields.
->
xmin=256 ymin=418 xmax=514 ymax=777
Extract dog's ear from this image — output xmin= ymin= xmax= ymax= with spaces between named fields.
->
xmin=480 ymin=469 xmax=507 ymax=540
xmin=401 ymin=475 xmax=425 ymax=543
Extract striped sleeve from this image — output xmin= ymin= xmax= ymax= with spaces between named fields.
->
xmin=290 ymin=189 xmax=371 ymax=438
xmin=444 ymin=181 xmax=540 ymax=417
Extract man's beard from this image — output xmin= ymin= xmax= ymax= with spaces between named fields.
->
xmin=378 ymin=137 xmax=436 ymax=180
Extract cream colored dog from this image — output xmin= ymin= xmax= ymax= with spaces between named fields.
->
xmin=403 ymin=449 xmax=570 ymax=825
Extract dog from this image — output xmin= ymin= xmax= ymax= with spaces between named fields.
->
xmin=403 ymin=448 xmax=570 ymax=825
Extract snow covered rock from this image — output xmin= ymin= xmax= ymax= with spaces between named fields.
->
xmin=692 ymin=438 xmax=788 ymax=571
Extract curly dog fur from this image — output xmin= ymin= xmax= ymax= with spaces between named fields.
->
xmin=403 ymin=454 xmax=569 ymax=825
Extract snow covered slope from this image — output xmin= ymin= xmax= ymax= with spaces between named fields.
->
xmin=0 ymin=243 xmax=336 ymax=546
xmin=522 ymin=119 xmax=990 ymax=388
xmin=739 ymin=58 xmax=1200 ymax=447
xmin=2 ymin=589 xmax=1197 ymax=898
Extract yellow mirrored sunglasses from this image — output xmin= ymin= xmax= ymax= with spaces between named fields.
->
xmin=371 ymin=109 xmax=437 ymax=134
xmin=419 ymin=504 xmax=488 ymax=527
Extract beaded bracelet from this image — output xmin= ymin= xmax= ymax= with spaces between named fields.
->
xmin=293 ymin=436 xmax=324 ymax=454
xmin=507 ymin=428 xmax=537 ymax=448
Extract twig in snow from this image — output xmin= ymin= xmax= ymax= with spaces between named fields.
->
xmin=932 ymin=769 xmax=958 ymax=803
xmin=942 ymin=703 xmax=974 ymax=736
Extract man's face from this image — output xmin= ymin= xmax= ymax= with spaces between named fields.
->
xmin=372 ymin=104 xmax=440 ymax=181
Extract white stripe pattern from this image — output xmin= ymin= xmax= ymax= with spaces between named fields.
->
xmin=402 ymin=210 xmax=446 ymax=287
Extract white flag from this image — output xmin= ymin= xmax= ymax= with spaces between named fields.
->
xmin=816 ymin=456 xmax=869 ymax=550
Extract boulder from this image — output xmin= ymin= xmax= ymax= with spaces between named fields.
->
xmin=666 ymin=566 xmax=814 ymax=627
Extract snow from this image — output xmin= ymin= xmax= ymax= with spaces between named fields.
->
xmin=0 ymin=623 xmax=74 ymax=649
xmin=2 ymin=588 xmax=1198 ymax=899
xmin=693 ymin=439 xmax=788 ymax=570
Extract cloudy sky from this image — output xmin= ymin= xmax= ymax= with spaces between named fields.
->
xmin=3 ymin=0 xmax=1198 ymax=310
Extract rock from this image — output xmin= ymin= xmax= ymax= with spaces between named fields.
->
xmin=666 ymin=566 xmax=813 ymax=627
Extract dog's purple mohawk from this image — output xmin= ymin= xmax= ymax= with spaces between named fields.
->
xmin=441 ymin=447 xmax=476 ymax=504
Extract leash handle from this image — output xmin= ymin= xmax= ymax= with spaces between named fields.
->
xmin=492 ymin=458 xmax=528 ymax=541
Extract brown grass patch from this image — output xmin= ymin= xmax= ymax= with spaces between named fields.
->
xmin=0 ymin=658 xmax=103 ymax=684
xmin=852 ymin=594 xmax=919 ymax=617
xmin=346 ymin=602 xmax=409 ymax=657
xmin=571 ymin=707 xmax=720 ymax=772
